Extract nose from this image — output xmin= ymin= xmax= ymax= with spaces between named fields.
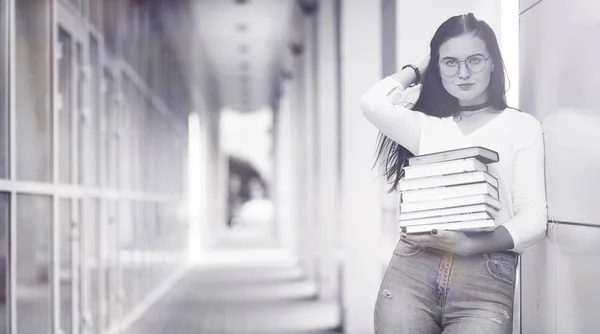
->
xmin=457 ymin=62 xmax=470 ymax=80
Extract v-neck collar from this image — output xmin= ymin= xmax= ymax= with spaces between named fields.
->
xmin=451 ymin=108 xmax=508 ymax=137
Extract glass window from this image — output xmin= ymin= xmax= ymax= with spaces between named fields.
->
xmin=123 ymin=0 xmax=134 ymax=65
xmin=60 ymin=199 xmax=72 ymax=334
xmin=81 ymin=199 xmax=100 ymax=333
xmin=58 ymin=27 xmax=73 ymax=184
xmin=80 ymin=36 xmax=99 ymax=186
xmin=119 ymin=201 xmax=133 ymax=313
xmin=101 ymin=70 xmax=116 ymax=188
xmin=119 ymin=75 xmax=132 ymax=191
xmin=67 ymin=0 xmax=81 ymax=11
xmin=105 ymin=201 xmax=118 ymax=328
xmin=132 ymin=87 xmax=144 ymax=191
xmin=146 ymin=106 xmax=162 ymax=193
xmin=89 ymin=0 xmax=102 ymax=30
xmin=0 ymin=193 xmax=9 ymax=332
xmin=16 ymin=194 xmax=51 ymax=334
xmin=103 ymin=0 xmax=116 ymax=54
xmin=16 ymin=0 xmax=52 ymax=182
xmin=0 ymin=1 xmax=8 ymax=179
xmin=141 ymin=100 xmax=152 ymax=192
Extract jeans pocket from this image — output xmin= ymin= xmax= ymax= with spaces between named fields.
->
xmin=393 ymin=239 xmax=423 ymax=257
xmin=484 ymin=253 xmax=517 ymax=285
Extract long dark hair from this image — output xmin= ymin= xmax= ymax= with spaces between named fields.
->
xmin=375 ymin=13 xmax=510 ymax=192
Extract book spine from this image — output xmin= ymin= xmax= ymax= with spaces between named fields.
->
xmin=405 ymin=161 xmax=482 ymax=179
xmin=399 ymin=171 xmax=488 ymax=191
xmin=398 ymin=204 xmax=492 ymax=220
xmin=399 ymin=212 xmax=491 ymax=226
xmin=402 ymin=183 xmax=490 ymax=203
xmin=405 ymin=220 xmax=496 ymax=233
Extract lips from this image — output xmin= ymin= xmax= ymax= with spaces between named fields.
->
xmin=457 ymin=83 xmax=475 ymax=90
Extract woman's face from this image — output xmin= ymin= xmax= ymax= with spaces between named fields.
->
xmin=438 ymin=34 xmax=494 ymax=105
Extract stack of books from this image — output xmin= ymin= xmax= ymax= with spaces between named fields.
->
xmin=399 ymin=147 xmax=502 ymax=234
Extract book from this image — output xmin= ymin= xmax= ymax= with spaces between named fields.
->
xmin=398 ymin=171 xmax=498 ymax=191
xmin=404 ymin=219 xmax=497 ymax=234
xmin=403 ymin=158 xmax=487 ymax=180
xmin=398 ymin=203 xmax=498 ymax=221
xmin=400 ymin=194 xmax=501 ymax=213
xmin=401 ymin=182 xmax=499 ymax=203
xmin=399 ymin=211 xmax=493 ymax=227
xmin=408 ymin=146 xmax=499 ymax=166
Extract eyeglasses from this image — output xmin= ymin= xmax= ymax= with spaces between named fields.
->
xmin=439 ymin=54 xmax=491 ymax=77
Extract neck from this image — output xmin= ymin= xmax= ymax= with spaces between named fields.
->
xmin=459 ymin=101 xmax=492 ymax=112
xmin=458 ymin=92 xmax=489 ymax=107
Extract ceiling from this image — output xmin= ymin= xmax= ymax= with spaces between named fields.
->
xmin=193 ymin=0 xmax=297 ymax=112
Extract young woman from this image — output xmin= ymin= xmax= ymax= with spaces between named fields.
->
xmin=359 ymin=13 xmax=547 ymax=334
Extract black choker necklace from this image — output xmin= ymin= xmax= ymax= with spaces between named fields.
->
xmin=453 ymin=102 xmax=493 ymax=122
xmin=459 ymin=101 xmax=492 ymax=112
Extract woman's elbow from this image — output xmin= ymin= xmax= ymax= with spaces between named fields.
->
xmin=359 ymin=92 xmax=377 ymax=116
xmin=532 ymin=208 xmax=549 ymax=242
xmin=535 ymin=217 xmax=548 ymax=242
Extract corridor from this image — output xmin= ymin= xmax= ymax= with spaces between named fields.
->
xmin=126 ymin=255 xmax=340 ymax=334
xmin=1 ymin=0 xmax=600 ymax=333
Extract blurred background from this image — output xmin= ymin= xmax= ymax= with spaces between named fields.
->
xmin=0 ymin=0 xmax=599 ymax=333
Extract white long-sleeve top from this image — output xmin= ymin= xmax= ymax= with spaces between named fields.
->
xmin=359 ymin=76 xmax=548 ymax=253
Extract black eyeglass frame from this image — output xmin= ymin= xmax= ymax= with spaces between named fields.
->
xmin=439 ymin=53 xmax=491 ymax=77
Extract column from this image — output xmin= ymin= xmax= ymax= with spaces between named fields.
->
xmin=287 ymin=5 xmax=311 ymax=275
xmin=274 ymin=68 xmax=298 ymax=259
xmin=315 ymin=0 xmax=341 ymax=302
xmin=301 ymin=3 xmax=319 ymax=281
xmin=339 ymin=1 xmax=384 ymax=332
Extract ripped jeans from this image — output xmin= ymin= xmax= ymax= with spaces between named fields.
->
xmin=374 ymin=239 xmax=517 ymax=334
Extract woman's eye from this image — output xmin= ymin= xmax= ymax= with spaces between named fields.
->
xmin=468 ymin=57 xmax=482 ymax=64
xmin=444 ymin=60 xmax=458 ymax=66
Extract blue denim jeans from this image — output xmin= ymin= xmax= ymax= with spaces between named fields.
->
xmin=374 ymin=239 xmax=517 ymax=334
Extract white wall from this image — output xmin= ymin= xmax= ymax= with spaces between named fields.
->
xmin=519 ymin=1 xmax=600 ymax=333
xmin=395 ymin=0 xmax=501 ymax=67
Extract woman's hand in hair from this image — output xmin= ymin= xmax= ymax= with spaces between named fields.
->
xmin=417 ymin=55 xmax=431 ymax=76
xmin=400 ymin=229 xmax=478 ymax=256
xmin=391 ymin=55 xmax=431 ymax=87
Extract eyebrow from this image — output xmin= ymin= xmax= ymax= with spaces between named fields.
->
xmin=440 ymin=53 xmax=486 ymax=61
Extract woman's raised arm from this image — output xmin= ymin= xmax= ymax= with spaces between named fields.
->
xmin=359 ymin=57 xmax=430 ymax=155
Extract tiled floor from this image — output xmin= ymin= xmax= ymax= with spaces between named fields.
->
xmin=127 ymin=265 xmax=342 ymax=334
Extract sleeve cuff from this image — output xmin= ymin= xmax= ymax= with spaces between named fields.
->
xmin=502 ymin=223 xmax=525 ymax=254
xmin=501 ymin=219 xmax=548 ymax=254
xmin=380 ymin=76 xmax=405 ymax=95
xmin=379 ymin=77 xmax=408 ymax=105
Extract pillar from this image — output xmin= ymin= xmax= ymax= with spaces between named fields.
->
xmin=315 ymin=0 xmax=341 ymax=302
xmin=339 ymin=1 xmax=384 ymax=332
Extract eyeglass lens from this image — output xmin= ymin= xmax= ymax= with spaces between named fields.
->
xmin=440 ymin=55 xmax=487 ymax=76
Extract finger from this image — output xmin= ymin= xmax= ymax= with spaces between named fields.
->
xmin=404 ymin=233 xmax=438 ymax=245
xmin=405 ymin=232 xmax=459 ymax=250
xmin=400 ymin=237 xmax=418 ymax=246
xmin=431 ymin=229 xmax=466 ymax=242
xmin=405 ymin=233 xmax=452 ymax=252
xmin=400 ymin=233 xmax=420 ymax=246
